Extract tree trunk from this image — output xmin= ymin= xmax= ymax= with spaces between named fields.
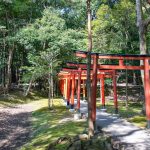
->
xmin=86 ymin=0 xmax=94 ymax=138
xmin=125 ymin=69 xmax=128 ymax=108
xmin=2 ymin=31 xmax=6 ymax=92
xmin=24 ymin=77 xmax=33 ymax=96
xmin=48 ymin=76 xmax=51 ymax=108
xmin=5 ymin=43 xmax=14 ymax=93
xmin=136 ymin=0 xmax=150 ymax=115
xmin=48 ymin=64 xmax=53 ymax=109
xmin=50 ymin=65 xmax=54 ymax=106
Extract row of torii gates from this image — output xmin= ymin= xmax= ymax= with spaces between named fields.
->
xmin=58 ymin=51 xmax=150 ymax=128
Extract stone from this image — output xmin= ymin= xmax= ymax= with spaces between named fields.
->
xmin=100 ymin=108 xmax=107 ymax=112
xmin=78 ymin=134 xmax=88 ymax=140
xmin=74 ymin=113 xmax=81 ymax=120
xmin=69 ymin=109 xmax=75 ymax=113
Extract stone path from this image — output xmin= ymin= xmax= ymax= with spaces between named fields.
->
xmin=0 ymin=100 xmax=45 ymax=150
xmin=78 ymin=100 xmax=150 ymax=150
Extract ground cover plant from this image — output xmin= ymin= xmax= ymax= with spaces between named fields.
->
xmin=97 ymin=100 xmax=146 ymax=128
xmin=21 ymin=99 xmax=87 ymax=150
xmin=0 ymin=90 xmax=45 ymax=107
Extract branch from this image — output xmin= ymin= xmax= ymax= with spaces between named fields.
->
xmin=144 ymin=16 xmax=150 ymax=27
xmin=136 ymin=0 xmax=143 ymax=27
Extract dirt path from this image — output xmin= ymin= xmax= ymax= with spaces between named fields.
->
xmin=0 ymin=100 xmax=45 ymax=150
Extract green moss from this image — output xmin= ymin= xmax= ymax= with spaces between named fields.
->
xmin=97 ymin=100 xmax=146 ymax=128
xmin=128 ymin=116 xmax=146 ymax=128
xmin=0 ymin=90 xmax=46 ymax=107
xmin=21 ymin=99 xmax=86 ymax=150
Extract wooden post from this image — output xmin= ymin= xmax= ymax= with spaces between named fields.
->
xmin=83 ymin=79 xmax=86 ymax=100
xmin=71 ymin=73 xmax=75 ymax=109
xmin=91 ymin=54 xmax=98 ymax=128
xmin=77 ymin=68 xmax=81 ymax=111
xmin=63 ymin=79 xmax=66 ymax=99
xmin=144 ymin=58 xmax=150 ymax=128
xmin=67 ymin=74 xmax=71 ymax=106
xmin=101 ymin=75 xmax=105 ymax=109
xmin=65 ymin=78 xmax=68 ymax=100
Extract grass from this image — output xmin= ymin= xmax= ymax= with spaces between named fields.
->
xmin=21 ymin=99 xmax=87 ymax=150
xmin=97 ymin=99 xmax=146 ymax=128
xmin=0 ymin=90 xmax=46 ymax=107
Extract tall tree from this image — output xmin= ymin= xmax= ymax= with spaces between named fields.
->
xmin=136 ymin=0 xmax=150 ymax=55
xmin=86 ymin=0 xmax=94 ymax=138
xmin=136 ymin=0 xmax=150 ymax=114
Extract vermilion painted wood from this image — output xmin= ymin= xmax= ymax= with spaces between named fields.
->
xmin=101 ymin=75 xmax=105 ymax=108
xmin=98 ymin=55 xmax=148 ymax=60
xmin=75 ymin=51 xmax=150 ymax=60
xmin=67 ymin=74 xmax=71 ymax=106
xmin=77 ymin=68 xmax=82 ymax=110
xmin=65 ymin=78 xmax=68 ymax=100
xmin=71 ymin=73 xmax=75 ymax=108
xmin=58 ymin=73 xmax=113 ymax=80
xmin=63 ymin=79 xmax=66 ymax=98
xmin=97 ymin=65 xmax=144 ymax=70
xmin=144 ymin=58 xmax=150 ymax=122
xmin=59 ymin=80 xmax=64 ymax=96
xmin=67 ymin=63 xmax=92 ymax=69
xmin=119 ymin=59 xmax=124 ymax=66
xmin=67 ymin=62 xmax=145 ymax=70
xmin=113 ymin=71 xmax=118 ymax=113
xmin=91 ymin=55 xmax=98 ymax=123
xmin=83 ymin=79 xmax=86 ymax=100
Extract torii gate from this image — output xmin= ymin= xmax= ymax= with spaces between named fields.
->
xmin=73 ymin=50 xmax=150 ymax=128
xmin=66 ymin=63 xmax=118 ymax=113
xmin=58 ymin=67 xmax=117 ymax=112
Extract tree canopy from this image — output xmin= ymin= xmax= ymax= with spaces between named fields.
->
xmin=0 ymin=0 xmax=150 ymax=94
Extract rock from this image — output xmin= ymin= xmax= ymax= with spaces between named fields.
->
xmin=79 ymin=134 xmax=88 ymax=140
xmin=100 ymin=108 xmax=107 ymax=112
xmin=69 ymin=109 xmax=75 ymax=113
xmin=112 ymin=140 xmax=121 ymax=150
xmin=81 ymin=113 xmax=87 ymax=119
xmin=74 ymin=113 xmax=81 ymax=120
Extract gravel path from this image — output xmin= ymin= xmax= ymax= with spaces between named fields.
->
xmin=77 ymin=100 xmax=150 ymax=150
xmin=0 ymin=101 xmax=44 ymax=150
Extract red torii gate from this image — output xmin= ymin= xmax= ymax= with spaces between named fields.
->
xmin=58 ymin=67 xmax=117 ymax=112
xmin=66 ymin=63 xmax=118 ymax=113
xmin=73 ymin=50 xmax=150 ymax=128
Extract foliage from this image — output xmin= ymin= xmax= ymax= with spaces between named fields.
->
xmin=92 ymin=0 xmax=139 ymax=54
xmin=16 ymin=7 xmax=86 ymax=84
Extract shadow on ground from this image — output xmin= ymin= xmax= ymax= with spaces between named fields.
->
xmin=0 ymin=110 xmax=31 ymax=150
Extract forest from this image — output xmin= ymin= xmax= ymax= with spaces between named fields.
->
xmin=0 ymin=0 xmax=149 ymax=96
xmin=1 ymin=0 xmax=150 ymax=149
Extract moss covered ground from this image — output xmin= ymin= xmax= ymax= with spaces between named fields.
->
xmin=21 ymin=99 xmax=87 ymax=150
xmin=0 ymin=90 xmax=46 ymax=107
xmin=97 ymin=100 xmax=146 ymax=128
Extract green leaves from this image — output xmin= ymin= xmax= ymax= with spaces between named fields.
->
xmin=93 ymin=0 xmax=138 ymax=54
xmin=16 ymin=6 xmax=86 ymax=84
